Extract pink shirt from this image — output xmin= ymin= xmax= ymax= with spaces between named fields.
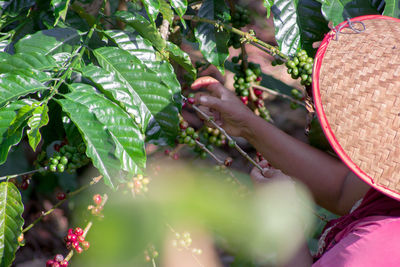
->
xmin=313 ymin=215 xmax=400 ymax=266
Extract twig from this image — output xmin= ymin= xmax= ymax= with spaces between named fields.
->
xmin=22 ymin=175 xmax=103 ymax=233
xmin=182 ymin=96 xmax=263 ymax=172
xmin=176 ymin=15 xmax=288 ymax=61
xmin=1 ymin=167 xmax=47 ymax=182
xmin=194 ymin=139 xmax=223 ymax=165
xmin=252 ymin=84 xmax=306 ymax=107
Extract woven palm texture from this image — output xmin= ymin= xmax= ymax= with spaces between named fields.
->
xmin=316 ymin=17 xmax=400 ymax=195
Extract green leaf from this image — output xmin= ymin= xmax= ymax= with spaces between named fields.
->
xmin=51 ymin=0 xmax=71 ymax=26
xmin=170 ymin=0 xmax=187 ymax=18
xmin=321 ymin=0 xmax=379 ymax=26
xmin=194 ymin=0 xmax=230 ymax=73
xmin=102 ymin=30 xmax=158 ymax=67
xmin=0 ymin=100 xmax=32 ymax=165
xmin=264 ymin=0 xmax=274 ymax=18
xmin=170 ymin=0 xmax=187 ymax=27
xmin=0 ymin=52 xmax=58 ymax=73
xmin=272 ymin=0 xmax=300 ymax=56
xmin=56 ymin=98 xmax=122 ymax=189
xmin=91 ymin=47 xmax=180 ymax=145
xmin=115 ymin=11 xmax=166 ymax=52
xmin=166 ymin=41 xmax=196 ymax=79
xmin=66 ymin=83 xmax=146 ymax=173
xmin=14 ymin=28 xmax=82 ymax=56
xmin=81 ymin=64 xmax=142 ymax=126
xmin=103 ymin=30 xmax=182 ymax=104
xmin=0 ymin=182 xmax=24 ymax=267
xmin=1 ymin=0 xmax=35 ymax=17
xmin=297 ymin=0 xmax=330 ymax=56
xmin=383 ymin=0 xmax=400 ymax=18
xmin=27 ymin=104 xmax=49 ymax=151
xmin=159 ymin=0 xmax=174 ymax=25
xmin=141 ymin=0 xmax=160 ymax=24
xmin=0 ymin=74 xmax=47 ymax=108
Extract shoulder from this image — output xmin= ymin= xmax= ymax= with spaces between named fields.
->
xmin=314 ymin=216 xmax=400 ymax=267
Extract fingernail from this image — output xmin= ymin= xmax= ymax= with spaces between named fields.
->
xmin=199 ymin=96 xmax=207 ymax=104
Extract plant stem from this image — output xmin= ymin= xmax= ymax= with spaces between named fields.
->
xmin=252 ymin=84 xmax=306 ymax=107
xmin=0 ymin=167 xmax=47 ymax=182
xmin=194 ymin=140 xmax=223 ymax=165
xmin=22 ymin=175 xmax=103 ymax=233
xmin=177 ymin=15 xmax=289 ymax=61
xmin=182 ymin=96 xmax=263 ymax=172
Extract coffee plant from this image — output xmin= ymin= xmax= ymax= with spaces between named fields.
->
xmin=0 ymin=0 xmax=398 ymax=266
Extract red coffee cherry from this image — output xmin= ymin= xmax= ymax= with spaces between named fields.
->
xmin=93 ymin=194 xmax=102 ymax=205
xmin=56 ymin=192 xmax=66 ymax=200
xmin=74 ymin=227 xmax=83 ymax=236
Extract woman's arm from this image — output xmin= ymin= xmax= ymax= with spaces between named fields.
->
xmin=192 ymin=77 xmax=369 ymax=215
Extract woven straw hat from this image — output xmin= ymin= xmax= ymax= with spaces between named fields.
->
xmin=313 ymin=15 xmax=400 ymax=200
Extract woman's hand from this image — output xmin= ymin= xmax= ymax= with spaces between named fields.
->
xmin=250 ymin=160 xmax=295 ymax=188
xmin=191 ymin=76 xmax=257 ymax=137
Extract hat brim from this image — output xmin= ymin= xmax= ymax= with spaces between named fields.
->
xmin=313 ymin=15 xmax=400 ymax=200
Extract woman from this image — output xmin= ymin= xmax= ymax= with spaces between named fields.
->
xmin=191 ymin=16 xmax=400 ymax=266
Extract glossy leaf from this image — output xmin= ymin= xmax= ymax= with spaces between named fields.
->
xmin=27 ymin=104 xmax=49 ymax=151
xmin=0 ymin=74 xmax=47 ymax=108
xmin=383 ymin=0 xmax=400 ymax=18
xmin=166 ymin=41 xmax=196 ymax=79
xmin=297 ymin=0 xmax=330 ymax=56
xmin=14 ymin=28 xmax=82 ymax=55
xmin=91 ymin=47 xmax=179 ymax=145
xmin=0 ymin=52 xmax=58 ymax=73
xmin=102 ymin=30 xmax=157 ymax=66
xmin=321 ymin=0 xmax=379 ymax=26
xmin=0 ymin=182 xmax=24 ymax=267
xmin=170 ymin=0 xmax=187 ymax=27
xmin=115 ymin=11 xmax=166 ymax=52
xmin=141 ymin=0 xmax=160 ymax=24
xmin=51 ymin=0 xmax=71 ymax=26
xmin=56 ymin=98 xmax=122 ymax=189
xmin=272 ymin=0 xmax=300 ymax=56
xmin=1 ymin=0 xmax=35 ymax=17
xmin=81 ymin=64 xmax=142 ymax=127
xmin=104 ymin=29 xmax=194 ymax=79
xmin=170 ymin=0 xmax=187 ymax=18
xmin=66 ymin=83 xmax=146 ymax=174
xmin=194 ymin=0 xmax=230 ymax=73
xmin=0 ymin=101 xmax=32 ymax=165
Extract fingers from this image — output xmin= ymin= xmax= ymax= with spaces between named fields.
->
xmin=191 ymin=76 xmax=226 ymax=97
xmin=195 ymin=95 xmax=224 ymax=110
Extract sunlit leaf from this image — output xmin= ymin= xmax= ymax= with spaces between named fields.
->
xmin=0 ymin=182 xmax=24 ymax=267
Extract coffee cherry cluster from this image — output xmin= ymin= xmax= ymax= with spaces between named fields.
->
xmin=144 ymin=244 xmax=159 ymax=262
xmin=88 ymin=194 xmax=104 ymax=217
xmin=232 ymin=61 xmax=262 ymax=105
xmin=46 ymin=254 xmax=68 ymax=267
xmin=127 ymin=174 xmax=150 ymax=195
xmin=176 ymin=116 xmax=198 ymax=147
xmin=228 ymin=5 xmax=250 ymax=49
xmin=64 ymin=227 xmax=89 ymax=254
xmin=172 ymin=231 xmax=202 ymax=255
xmin=201 ymin=127 xmax=228 ymax=148
xmin=47 ymin=143 xmax=89 ymax=174
xmin=285 ymin=50 xmax=313 ymax=86
xmin=230 ymin=5 xmax=250 ymax=28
